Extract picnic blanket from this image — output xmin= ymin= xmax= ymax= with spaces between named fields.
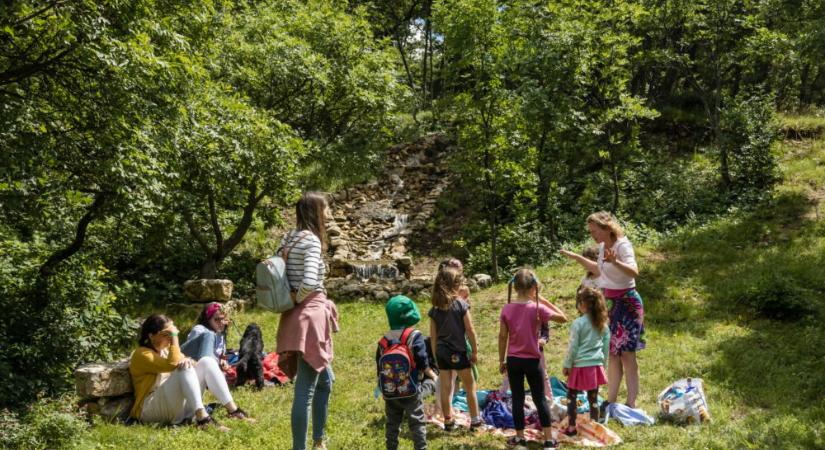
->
xmin=225 ymin=351 xmax=290 ymax=386
xmin=425 ymin=377 xmax=621 ymax=447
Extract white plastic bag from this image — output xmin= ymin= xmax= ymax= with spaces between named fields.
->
xmin=657 ymin=378 xmax=711 ymax=425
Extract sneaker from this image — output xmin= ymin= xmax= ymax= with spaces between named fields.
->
xmin=543 ymin=439 xmax=559 ymax=449
xmin=195 ymin=415 xmax=230 ymax=432
xmin=443 ymin=419 xmax=456 ymax=432
xmin=312 ymin=440 xmax=327 ymax=450
xmin=506 ymin=436 xmax=528 ymax=450
xmin=469 ymin=418 xmax=486 ymax=431
xmin=598 ymin=401 xmax=610 ymax=424
xmin=227 ymin=407 xmax=257 ymax=423
xmin=563 ymin=426 xmax=577 ymax=437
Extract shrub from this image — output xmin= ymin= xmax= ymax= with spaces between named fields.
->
xmin=0 ymin=238 xmax=136 ymax=407
xmin=0 ymin=396 xmax=88 ymax=450
xmin=739 ymin=274 xmax=816 ymax=321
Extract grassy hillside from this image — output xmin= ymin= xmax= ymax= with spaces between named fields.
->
xmin=80 ymin=134 xmax=825 ymax=449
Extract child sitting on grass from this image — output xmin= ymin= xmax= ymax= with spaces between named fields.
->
xmin=562 ymin=287 xmax=610 ymax=435
xmin=377 ymin=295 xmax=437 ymax=450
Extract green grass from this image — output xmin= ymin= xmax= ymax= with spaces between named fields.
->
xmin=78 ymin=135 xmax=825 ymax=449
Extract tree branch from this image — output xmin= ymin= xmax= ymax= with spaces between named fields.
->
xmin=39 ymin=191 xmax=108 ymax=278
xmin=183 ymin=211 xmax=212 ymax=256
xmin=221 ymin=182 xmax=261 ymax=258
xmin=207 ymin=190 xmax=223 ymax=257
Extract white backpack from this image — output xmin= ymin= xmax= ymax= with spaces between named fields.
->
xmin=255 ymin=232 xmax=306 ymax=313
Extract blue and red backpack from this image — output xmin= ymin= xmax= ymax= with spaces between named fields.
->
xmin=377 ymin=327 xmax=420 ymax=400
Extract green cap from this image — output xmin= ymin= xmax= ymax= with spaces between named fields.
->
xmin=385 ymin=295 xmax=421 ymax=330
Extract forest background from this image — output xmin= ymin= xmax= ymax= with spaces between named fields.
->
xmin=1 ymin=0 xmax=824 ymax=447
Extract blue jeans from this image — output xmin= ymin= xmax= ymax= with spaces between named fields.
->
xmin=292 ymin=357 xmax=334 ymax=450
xmin=180 ymin=330 xmax=216 ymax=361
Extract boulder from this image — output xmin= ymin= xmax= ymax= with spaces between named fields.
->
xmin=374 ymin=290 xmax=390 ymax=301
xmin=327 ymin=227 xmax=342 ymax=237
xmin=75 ymin=358 xmax=133 ymax=399
xmin=472 ymin=273 xmax=493 ymax=289
xmin=183 ymin=279 xmax=233 ymax=302
xmin=82 ymin=395 xmax=135 ymax=423
xmin=466 ymin=278 xmax=480 ymax=293
xmin=330 ymin=237 xmax=345 ymax=248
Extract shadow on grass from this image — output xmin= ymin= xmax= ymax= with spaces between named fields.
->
xmin=640 ymin=189 xmax=825 ymax=443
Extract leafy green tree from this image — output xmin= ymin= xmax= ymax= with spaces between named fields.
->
xmin=171 ymin=88 xmax=304 ymax=278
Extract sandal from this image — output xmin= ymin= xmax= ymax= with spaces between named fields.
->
xmin=195 ymin=415 xmax=230 ymax=432
xmin=227 ymin=407 xmax=257 ymax=423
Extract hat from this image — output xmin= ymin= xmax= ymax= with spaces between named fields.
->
xmin=385 ymin=295 xmax=421 ymax=330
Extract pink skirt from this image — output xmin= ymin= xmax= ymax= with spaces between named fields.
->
xmin=567 ymin=365 xmax=607 ymax=391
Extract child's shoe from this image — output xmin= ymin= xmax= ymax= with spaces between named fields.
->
xmin=469 ymin=417 xmax=488 ymax=431
xmin=505 ymin=436 xmax=528 ymax=450
xmin=598 ymin=401 xmax=610 ymax=424
xmin=543 ymin=439 xmax=560 ymax=449
xmin=443 ymin=418 xmax=456 ymax=432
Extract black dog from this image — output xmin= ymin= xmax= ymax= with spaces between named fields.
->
xmin=235 ymin=323 xmax=265 ymax=389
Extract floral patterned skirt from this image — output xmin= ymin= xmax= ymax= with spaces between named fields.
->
xmin=606 ymin=288 xmax=646 ymax=355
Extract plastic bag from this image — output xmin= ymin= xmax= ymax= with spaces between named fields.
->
xmin=657 ymin=378 xmax=711 ymax=425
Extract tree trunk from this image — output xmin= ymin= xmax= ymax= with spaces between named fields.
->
xmin=188 ymin=183 xmax=264 ymax=279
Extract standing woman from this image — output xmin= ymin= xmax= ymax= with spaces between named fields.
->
xmin=563 ymin=211 xmax=645 ymax=410
xmin=588 ymin=212 xmax=644 ymax=410
xmin=276 ymin=192 xmax=338 ymax=450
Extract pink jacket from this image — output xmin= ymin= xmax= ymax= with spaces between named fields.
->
xmin=276 ymin=291 xmax=339 ymax=378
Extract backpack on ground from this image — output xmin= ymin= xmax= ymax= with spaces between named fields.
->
xmin=255 ymin=231 xmax=306 ymax=313
xmin=377 ymin=328 xmax=420 ymax=400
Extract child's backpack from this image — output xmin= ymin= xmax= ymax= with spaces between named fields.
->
xmin=255 ymin=231 xmax=307 ymax=313
xmin=377 ymin=328 xmax=420 ymax=400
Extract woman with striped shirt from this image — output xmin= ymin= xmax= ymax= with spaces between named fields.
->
xmin=276 ymin=192 xmax=338 ymax=450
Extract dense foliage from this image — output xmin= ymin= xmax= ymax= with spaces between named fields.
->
xmin=0 ymin=0 xmax=822 ymax=410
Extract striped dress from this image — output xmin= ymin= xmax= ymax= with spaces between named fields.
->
xmin=278 ymin=229 xmax=326 ymax=302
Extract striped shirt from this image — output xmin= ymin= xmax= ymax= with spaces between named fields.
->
xmin=278 ymin=229 xmax=326 ymax=301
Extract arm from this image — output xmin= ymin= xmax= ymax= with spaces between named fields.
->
xmin=463 ymin=311 xmax=478 ymax=364
xmin=429 ymin=318 xmax=438 ymax=366
xmin=604 ymin=241 xmax=639 ymax=278
xmin=601 ymin=327 xmax=610 ymax=370
xmin=297 ymin=235 xmax=323 ymax=301
xmin=560 ymin=249 xmax=600 ymax=276
xmin=563 ymin=320 xmax=580 ymax=369
xmin=133 ymin=344 xmax=184 ymax=374
xmin=498 ymin=319 xmax=509 ymax=373
xmin=539 ymin=296 xmax=568 ymax=323
xmin=410 ymin=334 xmax=437 ymax=379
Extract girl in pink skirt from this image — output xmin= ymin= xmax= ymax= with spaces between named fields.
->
xmin=561 ymin=287 xmax=610 ymax=436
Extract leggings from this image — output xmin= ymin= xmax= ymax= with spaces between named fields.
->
xmin=567 ymin=388 xmax=599 ymax=426
xmin=506 ymin=356 xmax=551 ymax=429
xmin=140 ymin=356 xmax=233 ymax=424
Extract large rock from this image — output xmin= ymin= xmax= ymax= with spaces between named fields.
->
xmin=183 ymin=279 xmax=233 ymax=302
xmin=75 ymin=358 xmax=133 ymax=399
xmin=82 ymin=395 xmax=135 ymax=423
xmin=472 ymin=273 xmax=493 ymax=289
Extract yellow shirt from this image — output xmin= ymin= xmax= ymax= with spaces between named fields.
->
xmin=129 ymin=344 xmax=183 ymax=419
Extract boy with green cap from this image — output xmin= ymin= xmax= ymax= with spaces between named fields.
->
xmin=376 ymin=295 xmax=437 ymax=450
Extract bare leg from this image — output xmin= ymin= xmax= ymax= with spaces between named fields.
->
xmin=457 ymin=368 xmax=479 ymax=419
xmin=621 ymin=352 xmax=639 ymax=407
xmin=438 ymin=370 xmax=455 ymax=420
xmin=607 ymin=353 xmax=623 ymax=403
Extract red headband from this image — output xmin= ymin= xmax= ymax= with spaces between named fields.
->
xmin=205 ymin=303 xmax=222 ymax=321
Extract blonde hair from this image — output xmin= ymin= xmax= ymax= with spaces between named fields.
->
xmin=577 ymin=287 xmax=608 ymax=332
xmin=587 ymin=211 xmax=625 ymax=241
xmin=507 ymin=267 xmax=539 ymax=303
xmin=432 ymin=266 xmax=463 ymax=309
